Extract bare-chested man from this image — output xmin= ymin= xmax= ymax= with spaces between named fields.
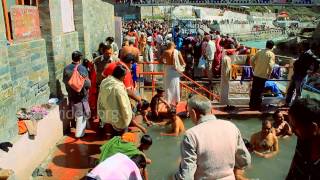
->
xmin=161 ymin=42 xmax=185 ymax=106
xmin=250 ymin=120 xmax=279 ymax=158
xmin=273 ymin=110 xmax=292 ymax=138
xmin=120 ymin=38 xmax=140 ymax=62
xmin=159 ymin=109 xmax=185 ymax=136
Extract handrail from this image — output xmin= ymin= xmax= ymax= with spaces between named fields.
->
xmin=138 ymin=72 xmax=164 ymax=76
xmin=138 ymin=61 xmax=161 ymax=65
xmin=137 ymin=59 xmax=220 ymax=101
xmin=176 ymin=70 xmax=220 ymax=101
xmin=180 ymin=82 xmax=207 ymax=99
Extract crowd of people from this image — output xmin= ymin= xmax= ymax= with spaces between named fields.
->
xmin=113 ymin=0 xmax=316 ymax=4
xmin=61 ymin=18 xmax=320 ymax=179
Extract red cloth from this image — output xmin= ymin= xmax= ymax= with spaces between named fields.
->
xmin=213 ymin=38 xmax=223 ymax=76
xmin=87 ymin=61 xmax=97 ymax=118
xmin=102 ymin=61 xmax=134 ymax=90
xmin=226 ymin=49 xmax=236 ymax=55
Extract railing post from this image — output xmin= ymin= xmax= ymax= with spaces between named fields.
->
xmin=220 ymin=54 xmax=230 ymax=105
xmin=151 ymin=74 xmax=155 ymax=97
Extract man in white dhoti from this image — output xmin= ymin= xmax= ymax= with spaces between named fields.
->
xmin=161 ymin=42 xmax=186 ymax=106
xmin=143 ymin=36 xmax=154 ymax=82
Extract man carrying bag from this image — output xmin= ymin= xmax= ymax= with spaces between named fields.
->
xmin=63 ymin=51 xmax=91 ymax=138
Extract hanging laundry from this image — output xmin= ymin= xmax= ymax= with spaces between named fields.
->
xmin=240 ymin=66 xmax=254 ymax=85
xmin=270 ymin=65 xmax=281 ymax=79
xmin=231 ymin=64 xmax=239 ymax=80
xmin=250 ymin=48 xmax=257 ymax=56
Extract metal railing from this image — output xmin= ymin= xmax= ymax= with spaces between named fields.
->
xmin=137 ymin=61 xmax=220 ymax=101
xmin=177 ymin=70 xmax=220 ymax=101
xmin=220 ymin=53 xmax=295 ymax=105
xmin=137 ymin=61 xmax=164 ymax=97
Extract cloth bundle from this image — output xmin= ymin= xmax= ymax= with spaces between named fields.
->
xmin=16 ymin=105 xmax=49 ymax=137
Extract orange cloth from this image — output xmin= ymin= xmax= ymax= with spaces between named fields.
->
xmin=231 ymin=64 xmax=239 ymax=80
xmin=18 ymin=120 xmax=27 ymax=135
xmin=250 ymin=48 xmax=257 ymax=56
xmin=121 ymin=132 xmax=137 ymax=143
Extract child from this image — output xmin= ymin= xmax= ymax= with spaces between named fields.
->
xmin=159 ymin=109 xmax=185 ymax=137
xmin=138 ymin=134 xmax=152 ymax=164
xmin=138 ymin=135 xmax=153 ymax=180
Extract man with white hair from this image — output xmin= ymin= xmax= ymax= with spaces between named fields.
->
xmin=176 ymin=94 xmax=251 ymax=179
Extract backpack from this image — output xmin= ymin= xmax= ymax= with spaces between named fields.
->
xmin=68 ymin=64 xmax=86 ymax=93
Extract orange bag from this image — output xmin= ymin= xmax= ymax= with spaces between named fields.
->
xmin=18 ymin=120 xmax=27 ymax=135
xmin=68 ymin=64 xmax=86 ymax=92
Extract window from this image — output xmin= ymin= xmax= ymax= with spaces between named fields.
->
xmin=60 ymin=0 xmax=75 ymax=33
xmin=1 ymin=0 xmax=39 ymax=43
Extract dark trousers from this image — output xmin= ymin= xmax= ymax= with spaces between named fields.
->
xmin=249 ymin=76 xmax=267 ymax=109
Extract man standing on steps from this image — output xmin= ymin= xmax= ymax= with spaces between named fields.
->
xmin=143 ymin=37 xmax=154 ymax=83
xmin=249 ymin=40 xmax=275 ymax=111
xmin=284 ymin=42 xmax=319 ymax=106
xmin=93 ymin=44 xmax=118 ymax=93
xmin=204 ymin=35 xmax=216 ymax=88
xmin=63 ymin=51 xmax=91 ymax=138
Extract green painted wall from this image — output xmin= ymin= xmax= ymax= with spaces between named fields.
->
xmin=0 ymin=0 xmax=115 ymax=141
xmin=39 ymin=0 xmax=79 ymax=97
xmin=74 ymin=0 xmax=115 ymax=59
xmin=0 ymin=2 xmax=50 ymax=141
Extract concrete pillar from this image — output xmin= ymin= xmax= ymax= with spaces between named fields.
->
xmin=220 ymin=54 xmax=231 ymax=105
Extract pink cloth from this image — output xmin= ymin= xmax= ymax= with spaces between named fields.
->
xmin=87 ymin=153 xmax=143 ymax=180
